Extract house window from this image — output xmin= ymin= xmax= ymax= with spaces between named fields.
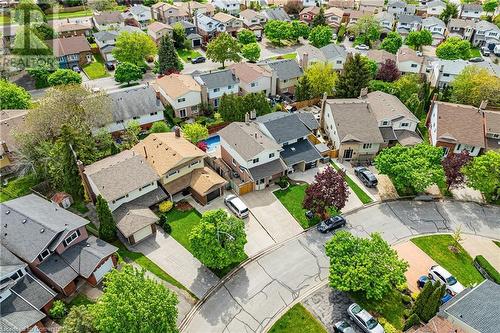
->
xmin=250 ymin=82 xmax=257 ymax=87
xmin=282 ymin=79 xmax=288 ymax=83
xmin=232 ymin=158 xmax=237 ymax=166
xmin=63 ymin=229 xmax=81 ymax=247
xmin=382 ymin=121 xmax=389 ymax=126
xmin=336 ymin=60 xmax=342 ymax=64
xmin=401 ymin=122 xmax=409 ymax=127
xmin=38 ymin=249 xmax=50 ymax=262
xmin=133 ymin=116 xmax=140 ymax=120
xmin=116 ymin=120 xmax=124 ymax=124
xmin=253 ymin=158 xmax=259 ymax=163
xmin=228 ymin=85 xmax=233 ymax=89
xmin=189 ymin=160 xmax=199 ymax=167
xmin=168 ymin=170 xmax=179 ymax=177
xmin=269 ymin=153 xmax=275 ymax=158
xmin=362 ymin=143 xmax=372 ymax=149
xmin=442 ymin=146 xmax=449 ymax=155
xmin=177 ymin=97 xmax=186 ymax=103
xmin=411 ymin=64 xmax=417 ymax=68
xmin=150 ymin=112 xmax=158 ymax=116
xmin=213 ymin=88 xmax=220 ymax=93
xmin=139 ymin=183 xmax=152 ymax=191
xmin=443 ymin=73 xmax=450 ymax=77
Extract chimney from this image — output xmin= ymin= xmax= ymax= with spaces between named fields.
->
xmin=359 ymin=87 xmax=368 ymax=98
xmin=143 ymin=145 xmax=148 ymax=158
xmin=302 ymin=52 xmax=309 ymax=70
xmin=174 ymin=126 xmax=181 ymax=137
xmin=319 ymin=92 xmax=327 ymax=131
xmin=250 ymin=109 xmax=256 ymax=120
xmin=245 ymin=112 xmax=250 ymax=124
xmin=1 ymin=141 xmax=9 ymax=154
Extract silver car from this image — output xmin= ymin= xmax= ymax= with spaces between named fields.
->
xmin=347 ymin=303 xmax=384 ymax=333
xmin=224 ymin=195 xmax=249 ymax=219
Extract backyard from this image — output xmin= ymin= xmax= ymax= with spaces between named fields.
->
xmin=177 ymin=48 xmax=202 ymax=63
xmin=45 ymin=9 xmax=93 ymax=20
xmin=268 ymin=304 xmax=327 ymax=333
xmin=83 ymin=54 xmax=109 ymax=80
xmin=0 ymin=174 xmax=39 ymax=202
xmin=271 ymin=52 xmax=297 ymax=60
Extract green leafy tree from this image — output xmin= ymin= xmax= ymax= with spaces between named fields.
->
xmin=58 ymin=126 xmax=85 ymax=199
xmin=309 ymin=25 xmax=332 ymax=48
xmin=304 ymin=62 xmax=337 ymax=97
xmin=158 ymin=35 xmax=182 ymax=75
xmin=92 ymin=265 xmax=178 ymax=333
xmin=483 ymin=0 xmax=498 ymax=14
xmin=243 ymin=92 xmax=271 ymax=116
xmin=114 ymin=62 xmax=143 ymax=86
xmin=123 ymin=120 xmax=141 ymax=148
xmin=241 ymin=42 xmax=261 ymax=62
xmin=380 ymin=32 xmax=403 ymax=54
xmin=96 ymin=194 xmax=115 ymax=241
xmin=436 ymin=37 xmax=471 ymax=60
xmin=61 ymin=305 xmax=97 ymax=333
xmin=264 ymin=20 xmax=289 ymax=45
xmin=403 ymin=313 xmax=421 ymax=331
xmin=325 ymin=231 xmax=408 ymax=300
xmin=311 ymin=7 xmax=326 ymax=27
xmin=172 ymin=22 xmax=186 ymax=49
xmin=349 ymin=14 xmax=380 ymax=46
xmin=206 ymin=32 xmax=241 ymax=68
xmin=439 ymin=2 xmax=459 ymax=24
xmin=374 ymin=144 xmax=446 ymax=195
xmin=88 ymin=0 xmax=117 ymax=12
xmin=237 ymin=28 xmax=257 ymax=45
xmin=462 ymin=150 xmax=500 ymax=202
xmin=182 ymin=123 xmax=209 ymax=143
xmin=150 ymin=121 xmax=170 ymax=133
xmin=143 ymin=0 xmax=158 ymax=6
xmin=112 ymin=31 xmax=157 ymax=65
xmin=363 ymin=56 xmax=378 ymax=78
xmin=405 ymin=30 xmax=433 ymax=50
xmin=47 ymin=69 xmax=82 ymax=86
xmin=49 ymin=300 xmax=67 ymax=319
xmin=32 ymin=22 xmax=55 ymax=40
xmin=0 ymin=80 xmax=31 ymax=110
xmin=289 ymin=20 xmax=310 ymax=41
xmin=335 ymin=53 xmax=371 ymax=98
xmin=27 ymin=65 xmax=53 ymax=88
xmin=12 ymin=26 xmax=51 ymax=55
xmin=218 ymin=92 xmax=270 ymax=121
xmin=189 ymin=209 xmax=247 ymax=269
xmin=295 ymin=75 xmax=313 ymax=101
xmin=12 ymin=0 xmax=45 ymax=24
xmin=450 ymin=65 xmax=500 ymax=107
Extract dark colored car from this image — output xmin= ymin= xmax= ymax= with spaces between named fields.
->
xmin=468 ymin=57 xmax=484 ymax=62
xmin=417 ymin=276 xmax=453 ymax=304
xmin=72 ymin=65 xmax=81 ymax=73
xmin=354 ymin=167 xmax=378 ymax=188
xmin=191 ymin=56 xmax=206 ymax=64
xmin=348 ymin=35 xmax=355 ymax=41
xmin=317 ymin=215 xmax=346 ymax=233
xmin=334 ymin=320 xmax=355 ymax=333
xmin=105 ymin=61 xmax=115 ymax=70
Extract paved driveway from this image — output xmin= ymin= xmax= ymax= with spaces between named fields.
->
xmin=393 ymin=241 xmax=436 ymax=293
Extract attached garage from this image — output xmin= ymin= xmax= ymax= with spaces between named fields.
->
xmin=305 ymin=160 xmax=317 ymax=170
xmin=93 ymin=256 xmax=114 ymax=283
xmin=206 ymin=188 xmax=221 ymax=203
xmin=116 ymin=208 xmax=159 ymax=245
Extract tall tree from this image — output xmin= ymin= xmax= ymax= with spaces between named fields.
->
xmin=348 ymin=14 xmax=380 ymax=46
xmin=47 ymin=69 xmax=82 ymax=86
xmin=442 ymin=150 xmax=472 ymax=190
xmin=182 ymin=123 xmax=209 ymax=143
xmin=288 ymin=20 xmax=310 ymax=42
xmin=112 ymin=31 xmax=157 ymax=65
xmin=114 ymin=62 xmax=143 ymax=86
xmin=241 ymin=42 xmax=261 ymax=62
xmin=150 ymin=121 xmax=170 ymax=133
xmin=483 ymin=0 xmax=499 ymax=15
xmin=304 ymin=62 xmax=337 ymax=97
xmin=92 ymin=265 xmax=178 ymax=333
xmin=237 ymin=29 xmax=257 ymax=45
xmin=311 ymin=7 xmax=326 ymax=27
xmin=421 ymin=284 xmax=446 ymax=322
xmin=96 ymin=195 xmax=116 ymax=241
xmin=309 ymin=25 xmax=332 ymax=48
xmin=206 ymin=32 xmax=241 ymax=68
xmin=462 ymin=150 xmax=500 ymax=202
xmin=218 ymin=92 xmax=270 ymax=121
xmin=450 ymin=65 xmax=500 ymax=107
xmin=172 ymin=22 xmax=186 ymax=49
xmin=405 ymin=30 xmax=433 ymax=50
xmin=189 ymin=209 xmax=247 ymax=269
xmin=88 ymin=0 xmax=117 ymax=11
xmin=325 ymin=231 xmax=408 ymax=300
xmin=410 ymin=281 xmax=436 ymax=320
xmin=436 ymin=37 xmax=471 ymax=60
xmin=283 ymin=0 xmax=303 ymax=15
xmin=12 ymin=0 xmax=45 ymax=24
xmin=61 ymin=305 xmax=97 ymax=333
xmin=58 ymin=126 xmax=84 ymax=200
xmin=439 ymin=2 xmax=458 ymax=24
xmin=376 ymin=59 xmax=400 ymax=82
xmin=303 ymin=166 xmax=349 ymax=218
xmin=335 ymin=53 xmax=371 ymax=98
xmin=264 ymin=20 xmax=289 ymax=45
xmin=380 ymin=31 xmax=403 ymax=54
xmin=0 ymin=80 xmax=31 ymax=110
xmin=158 ymin=35 xmax=182 ymax=75
xmin=295 ymin=75 xmax=313 ymax=102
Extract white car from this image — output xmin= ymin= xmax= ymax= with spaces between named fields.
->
xmin=355 ymin=44 xmax=370 ymax=50
xmin=347 ymin=303 xmax=384 ymax=333
xmin=224 ymin=195 xmax=249 ymax=219
xmin=428 ymin=265 xmax=464 ymax=296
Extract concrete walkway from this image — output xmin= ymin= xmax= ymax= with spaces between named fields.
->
xmin=460 ymin=234 xmax=500 ymax=271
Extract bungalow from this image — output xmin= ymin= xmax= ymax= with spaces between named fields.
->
xmin=296 ymin=43 xmax=348 ymax=70
xmin=213 ymin=12 xmax=243 ymax=37
xmin=1 ymin=194 xmax=118 ymax=296
xmin=484 ymin=110 xmax=500 ymax=151
xmin=396 ymin=14 xmax=422 ymax=35
xmin=426 ymin=101 xmax=485 ymax=156
xmin=325 ymin=7 xmax=344 ymax=29
xmin=328 ymin=0 xmax=355 ymax=9
xmin=156 ymin=74 xmax=202 ymax=119
xmin=122 ymin=4 xmax=152 ymax=29
xmin=300 ymin=6 xmax=320 ymax=24
xmin=147 ymin=21 xmax=173 ymax=44
xmin=396 ymin=46 xmax=424 ymax=74
xmin=375 ymin=11 xmax=395 ymax=35
xmin=229 ymin=62 xmax=272 ymax=95
xmin=132 ymin=131 xmax=227 ymax=205
xmin=151 ymin=2 xmax=189 ymax=25
xmin=261 ymin=7 xmax=291 ymax=22
xmin=52 ymin=22 xmax=92 ymax=38
xmin=213 ymin=0 xmax=240 ymax=15
xmin=460 ymin=3 xmax=483 ymax=21
xmin=194 ymin=69 xmax=239 ymax=108
xmin=260 ymin=59 xmax=303 ymax=94
xmin=359 ymin=0 xmax=384 ymax=13
xmin=471 ymin=20 xmax=500 ymax=50
xmin=447 ymin=18 xmax=475 ymax=41
xmin=46 ymin=35 xmax=92 ymax=69
xmin=425 ymin=0 xmax=446 ymax=17
xmin=104 ymin=85 xmax=165 ymax=134
xmin=93 ymin=11 xmax=124 ymax=31
xmin=422 ymin=16 xmax=446 ymax=45
xmin=239 ymin=9 xmax=266 ymax=38
xmin=0 ymin=109 xmax=27 ymax=177
xmin=195 ymin=13 xmax=226 ymax=40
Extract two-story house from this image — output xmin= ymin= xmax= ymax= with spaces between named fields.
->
xmin=261 ymin=7 xmax=291 ymax=22
xmin=1 ymin=194 xmax=118 ymax=296
xmin=260 ymin=59 xmax=303 ymax=94
xmin=229 ymin=62 xmax=272 ymax=95
xmin=93 ymin=11 xmax=124 ymax=31
xmin=213 ymin=0 xmax=240 ymax=15
xmin=484 ymin=110 xmax=500 ymax=151
xmin=213 ymin=12 xmax=243 ymax=37
xmin=366 ymin=49 xmax=396 ymax=65
xmin=422 ymin=16 xmax=446 ymax=45
xmin=447 ymin=18 xmax=475 ymax=41
xmin=460 ymin=4 xmax=483 ymax=21
xmin=122 ymin=4 xmax=152 ymax=29
xmin=132 ymin=131 xmax=227 ymax=205
xmin=194 ymin=69 xmax=239 ymax=108
xmin=46 ymin=35 xmax=92 ymax=69
xmin=359 ymin=0 xmax=384 ymax=13
xmin=396 ymin=14 xmax=422 ymax=35
xmin=94 ymin=26 xmax=143 ymax=62
xmin=428 ymin=59 xmax=500 ymax=88
xmin=297 ymin=43 xmax=348 ymax=71
xmin=387 ymin=0 xmax=416 ymax=18
xmin=176 ymin=1 xmax=215 ymax=17
xmin=147 ymin=21 xmax=173 ymax=44
xmin=156 ymin=74 xmax=202 ymax=119
xmin=375 ymin=11 xmax=395 ymax=36
xmin=151 ymin=2 xmax=189 ymax=25
xmin=52 ymin=22 xmax=92 ymax=38
xmin=175 ymin=20 xmax=203 ymax=47
xmin=239 ymin=9 xmax=266 ymax=38
xmin=396 ymin=46 xmax=424 ymax=73
xmin=471 ymin=20 xmax=500 ymax=50
xmin=300 ymin=6 xmax=320 ymax=24
xmin=328 ymin=0 xmax=355 ymax=9
xmin=426 ymin=101 xmax=485 ymax=156
xmin=195 ymin=13 xmax=226 ymax=40
xmin=325 ymin=7 xmax=344 ymax=29
xmin=219 ymin=121 xmax=286 ymax=193
xmin=425 ymin=0 xmax=446 ymax=17
xmin=346 ymin=10 xmax=374 ymax=27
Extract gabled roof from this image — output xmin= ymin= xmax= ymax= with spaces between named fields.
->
xmin=360 ymin=0 xmax=384 ymax=6
xmin=258 ymin=113 xmax=312 ymax=144
xmin=262 ymin=7 xmax=290 ymax=21
xmin=147 ymin=21 xmax=172 ymax=33
xmin=375 ymin=11 xmax=394 ymax=22
xmin=178 ymin=20 xmax=196 ymax=29
xmin=0 ymin=285 xmax=46 ymax=332
xmin=261 ymin=59 xmax=303 ymax=81
xmin=280 ymin=139 xmax=322 ymax=166
xmin=422 ymin=16 xmax=445 ymax=28
xmin=485 ymin=110 xmax=500 ymax=134
xmin=426 ymin=0 xmax=446 ymax=8
xmin=475 ymin=20 xmax=500 ymax=32
xmin=213 ymin=11 xmax=239 ymax=23
xmin=462 ymin=3 xmax=483 ymax=11
xmin=46 ymin=35 xmax=90 ymax=57
xmin=107 ymin=85 xmax=164 ymax=123
xmin=447 ymin=18 xmax=475 ymax=29
xmin=195 ymin=69 xmax=239 ymax=89
xmin=320 ymin=43 xmax=348 ymax=60
xmin=397 ymin=46 xmax=423 ymax=63
xmin=366 ymin=49 xmax=396 ymax=64
xmin=93 ymin=11 xmax=124 ymax=25
xmin=129 ymin=4 xmax=150 ymax=16
xmin=195 ymin=13 xmax=223 ymax=32
xmin=156 ymin=74 xmax=201 ymax=99
xmin=325 ymin=7 xmax=344 ymax=17
xmin=0 ymin=109 xmax=27 ymax=154
xmin=248 ymin=159 xmax=287 ymax=181
xmin=116 ymin=208 xmax=159 ymax=238
xmin=240 ymin=9 xmax=263 ymax=21
xmin=300 ymin=6 xmax=320 ymax=15
xmin=398 ymin=14 xmax=422 ymax=24
xmin=363 ymin=91 xmax=419 ymax=123
xmin=229 ymin=62 xmax=271 ymax=84
xmin=53 ymin=22 xmax=91 ymax=33
xmin=0 ymin=244 xmax=26 ymax=276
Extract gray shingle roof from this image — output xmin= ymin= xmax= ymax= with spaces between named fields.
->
xmin=297 ymin=112 xmax=319 ymax=131
xmin=258 ymin=113 xmax=312 ymax=144
xmin=422 ymin=16 xmax=445 ymax=28
xmin=248 ymin=158 xmax=287 ymax=180
xmin=320 ymin=44 xmax=348 ymax=61
xmin=0 ymin=244 xmax=26 ymax=276
xmin=37 ymin=254 xmax=78 ymax=288
xmin=262 ymin=8 xmax=291 ymax=21
xmin=263 ymin=59 xmax=303 ymax=81
xmin=94 ymin=11 xmax=124 ymax=25
xmin=116 ymin=208 xmax=158 ymax=238
xmin=398 ymin=14 xmax=422 ymax=24
xmin=11 ymin=272 xmax=56 ymax=309
xmin=108 ymin=85 xmax=164 ymax=123
xmin=196 ymin=69 xmax=239 ymax=89
xmin=364 ymin=91 xmax=419 ymax=123
xmin=280 ymin=139 xmax=322 ymax=166
xmin=178 ymin=20 xmax=195 ymax=29
xmin=1 ymin=194 xmax=89 ymax=263
xmin=0 ymin=290 xmax=45 ymax=332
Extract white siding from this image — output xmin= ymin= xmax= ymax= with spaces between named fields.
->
xmin=398 ymin=60 xmax=421 ymax=73
xmin=161 ymin=90 xmax=201 ymax=110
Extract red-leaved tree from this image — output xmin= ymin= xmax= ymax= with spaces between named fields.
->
xmin=376 ymin=59 xmax=400 ymax=82
xmin=442 ymin=150 xmax=472 ymax=190
xmin=303 ymin=166 xmax=349 ymax=218
xmin=196 ymin=141 xmax=208 ymax=152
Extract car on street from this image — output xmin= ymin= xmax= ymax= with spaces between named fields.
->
xmin=105 ymin=61 xmax=115 ymax=70
xmin=468 ymin=57 xmax=484 ymax=62
xmin=417 ymin=276 xmax=453 ymax=304
xmin=334 ymin=320 xmax=356 ymax=333
xmin=72 ymin=65 xmax=81 ymax=73
xmin=354 ymin=167 xmax=378 ymax=188
xmin=317 ymin=215 xmax=346 ymax=233
xmin=347 ymin=303 xmax=384 ymax=333
xmin=224 ymin=194 xmax=249 ymax=219
xmin=191 ymin=56 xmax=206 ymax=64
xmin=355 ymin=44 xmax=370 ymax=50
xmin=428 ymin=265 xmax=464 ymax=296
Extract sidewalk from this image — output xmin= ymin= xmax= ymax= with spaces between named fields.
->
xmin=460 ymin=235 xmax=500 ymax=271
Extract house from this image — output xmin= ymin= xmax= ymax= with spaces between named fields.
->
xmin=447 ymin=18 xmax=475 ymax=40
xmin=396 ymin=46 xmax=424 ymax=73
xmin=177 ymin=20 xmax=197 ymax=36
xmin=300 ymin=6 xmax=320 ymax=24
xmin=366 ymin=49 xmax=396 ymax=65
xmin=122 ymin=4 xmax=152 ymax=29
xmin=261 ymin=7 xmax=291 ymax=22
xmin=147 ymin=21 xmax=173 ymax=44
xmin=229 ymin=62 xmax=272 ymax=95
xmin=103 ymin=85 xmax=165 ymax=134
xmin=484 ymin=110 xmax=500 ymax=151
xmin=219 ymin=121 xmax=286 ymax=193
xmin=387 ymin=0 xmax=416 ymax=18
xmin=471 ymin=20 xmax=500 ymax=50
xmin=151 ymin=2 xmax=189 ymax=25
xmin=194 ymin=69 xmax=239 ymax=108
xmin=359 ymin=0 xmax=384 ymax=13
xmin=176 ymin=1 xmax=215 ymax=17
xmin=426 ymin=101 xmax=485 ymax=156
xmin=296 ymin=43 xmax=348 ymax=70
xmin=93 ymin=11 xmax=125 ymax=31
xmin=428 ymin=59 xmax=500 ymax=88
xmin=176 ymin=20 xmax=202 ymax=47
xmin=441 ymin=280 xmax=500 ymax=333
xmin=239 ymin=9 xmax=266 ymax=38
xmin=132 ymin=131 xmax=227 ymax=205
xmin=322 ymin=99 xmax=384 ymax=162
xmin=459 ymin=3 xmax=483 ymax=21
xmin=328 ymin=0 xmax=355 ymax=9
xmin=156 ymin=74 xmax=202 ymax=119
xmin=195 ymin=13 xmax=226 ymax=40
xmin=396 ymin=14 xmax=422 ymax=35
xmin=425 ymin=0 xmax=446 ymax=17
xmin=46 ymin=35 xmax=92 ymax=69
xmin=0 ymin=194 xmax=118 ymax=296
xmin=0 ymin=245 xmax=56 ymax=333
xmin=213 ymin=0 xmax=240 ymax=15
xmin=346 ymin=10 xmax=373 ymax=27
xmin=362 ymin=91 xmax=422 ymax=146
xmin=114 ymin=207 xmax=160 ymax=245
xmin=213 ymin=12 xmax=243 ymax=36
xmin=260 ymin=59 xmax=303 ymax=94
xmin=93 ymin=26 xmax=143 ymax=62
xmin=52 ymin=22 xmax=92 ymax=38
xmin=325 ymin=7 xmax=344 ymax=29
xmin=0 ymin=109 xmax=27 ymax=177
xmin=422 ymin=16 xmax=446 ymax=45
xmin=375 ymin=11 xmax=395 ymax=35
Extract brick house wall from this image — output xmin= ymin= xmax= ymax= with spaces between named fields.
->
xmin=220 ymin=146 xmax=253 ymax=183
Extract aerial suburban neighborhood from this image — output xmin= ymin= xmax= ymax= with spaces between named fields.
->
xmin=1 ymin=0 xmax=500 ymax=332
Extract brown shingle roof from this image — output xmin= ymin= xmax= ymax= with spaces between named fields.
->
xmin=116 ymin=208 xmax=158 ymax=238
xmin=364 ymin=91 xmax=419 ymax=123
xmin=46 ymin=35 xmax=90 ymax=57
xmin=155 ymin=74 xmax=201 ymax=100
xmin=0 ymin=109 xmax=27 ymax=154
xmin=366 ymin=49 xmax=396 ymax=64
xmin=93 ymin=11 xmax=124 ymax=25
xmin=397 ymin=46 xmax=423 ymax=64
xmin=229 ymin=62 xmax=271 ymax=84
xmin=485 ymin=110 xmax=500 ymax=134
xmin=147 ymin=21 xmax=172 ymax=33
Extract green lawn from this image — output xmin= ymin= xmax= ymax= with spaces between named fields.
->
xmin=274 ymin=184 xmax=321 ymax=229
xmin=411 ymin=235 xmax=484 ymax=286
xmin=0 ymin=174 xmax=39 ymax=203
xmin=67 ymin=293 xmax=94 ymax=309
xmin=469 ymin=47 xmax=481 ymax=58
xmin=83 ymin=55 xmax=109 ymax=80
xmin=331 ymin=162 xmax=373 ymax=205
xmin=177 ymin=48 xmax=202 ymax=63
xmin=494 ymin=240 xmax=500 ymax=248
xmin=46 ymin=10 xmax=93 ymax=20
xmin=271 ymin=52 xmax=297 ymax=60
xmin=268 ymin=304 xmax=327 ymax=333
xmin=164 ymin=208 xmax=202 ymax=253
xmin=70 ymin=201 xmax=89 ymax=214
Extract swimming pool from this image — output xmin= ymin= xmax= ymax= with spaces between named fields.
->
xmin=204 ymin=135 xmax=220 ymax=152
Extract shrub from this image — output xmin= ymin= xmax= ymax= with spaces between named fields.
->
xmin=474 ymin=255 xmax=500 ymax=283
xmin=49 ymin=300 xmax=67 ymax=319
xmin=378 ymin=318 xmax=397 ymax=333
xmin=402 ymin=294 xmax=413 ymax=305
xmin=158 ymin=201 xmax=173 ymax=213
xmin=159 ymin=215 xmax=171 ymax=233
xmin=403 ymin=313 xmax=421 ymax=331
xmin=276 ymin=176 xmax=289 ymax=189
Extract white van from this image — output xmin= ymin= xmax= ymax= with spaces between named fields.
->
xmin=224 ymin=195 xmax=249 ymax=219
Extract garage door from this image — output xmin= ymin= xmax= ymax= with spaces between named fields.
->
xmin=134 ymin=225 xmax=152 ymax=244
xmin=305 ymin=161 xmax=317 ymax=170
xmin=93 ymin=257 xmax=113 ymax=283
xmin=193 ymin=39 xmax=201 ymax=47
xmin=206 ymin=188 xmax=221 ymax=203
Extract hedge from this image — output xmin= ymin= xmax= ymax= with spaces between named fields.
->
xmin=474 ymin=255 xmax=500 ymax=284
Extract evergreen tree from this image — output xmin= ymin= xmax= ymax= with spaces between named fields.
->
xmin=158 ymin=35 xmax=182 ymax=75
xmin=421 ymin=284 xmax=446 ymax=322
xmin=335 ymin=53 xmax=371 ymax=98
xmin=411 ymin=281 xmax=436 ymax=319
xmin=295 ymin=75 xmax=312 ymax=101
xmin=96 ymin=195 xmax=116 ymax=241
xmin=311 ymin=7 xmax=326 ymax=27
xmin=59 ymin=126 xmax=84 ymax=200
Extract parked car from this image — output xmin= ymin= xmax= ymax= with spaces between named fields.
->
xmin=416 ymin=51 xmax=423 ymax=57
xmin=354 ymin=167 xmax=378 ymax=188
xmin=105 ymin=61 xmax=115 ymax=70
xmin=72 ymin=65 xmax=81 ymax=73
xmin=191 ymin=56 xmax=206 ymax=64
xmin=355 ymin=44 xmax=370 ymax=50
xmin=305 ymin=210 xmax=315 ymax=219
xmin=334 ymin=320 xmax=356 ymax=333
xmin=469 ymin=57 xmax=484 ymax=62
xmin=481 ymin=47 xmax=491 ymax=56
xmin=224 ymin=194 xmax=249 ymax=219
xmin=348 ymin=35 xmax=355 ymax=41
xmin=417 ymin=276 xmax=453 ymax=304
xmin=317 ymin=215 xmax=346 ymax=233
xmin=428 ymin=265 xmax=464 ymax=296
xmin=347 ymin=303 xmax=384 ymax=333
